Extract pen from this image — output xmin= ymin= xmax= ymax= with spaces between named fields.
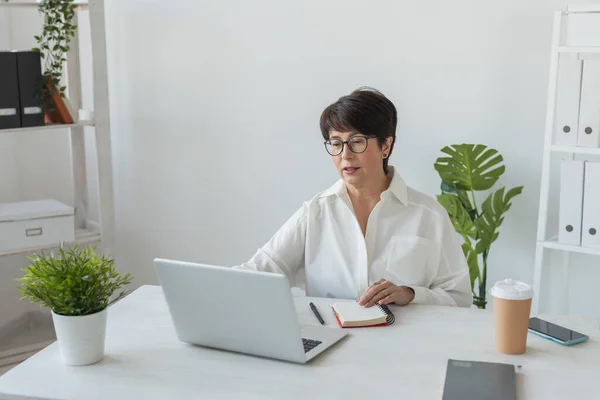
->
xmin=309 ymin=302 xmax=325 ymax=325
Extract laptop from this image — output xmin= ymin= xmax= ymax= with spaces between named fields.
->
xmin=153 ymin=258 xmax=348 ymax=364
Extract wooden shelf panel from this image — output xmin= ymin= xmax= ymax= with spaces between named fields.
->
xmin=0 ymin=228 xmax=101 ymax=258
xmin=551 ymin=145 xmax=600 ymax=155
xmin=543 ymin=239 xmax=600 ymax=257
xmin=0 ymin=121 xmax=94 ymax=135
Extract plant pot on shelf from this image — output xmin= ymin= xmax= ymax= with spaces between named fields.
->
xmin=51 ymin=308 xmax=107 ymax=366
xmin=43 ymin=76 xmax=73 ymax=124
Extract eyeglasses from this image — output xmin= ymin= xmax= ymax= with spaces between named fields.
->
xmin=324 ymin=135 xmax=377 ymax=156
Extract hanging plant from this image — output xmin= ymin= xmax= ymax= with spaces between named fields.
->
xmin=33 ymin=0 xmax=78 ymax=113
xmin=0 ymin=0 xmax=78 ymax=113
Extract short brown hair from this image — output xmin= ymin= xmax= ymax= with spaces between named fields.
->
xmin=320 ymin=87 xmax=397 ymax=173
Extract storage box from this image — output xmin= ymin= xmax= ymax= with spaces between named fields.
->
xmin=563 ymin=12 xmax=600 ymax=47
xmin=0 ymin=199 xmax=75 ymax=254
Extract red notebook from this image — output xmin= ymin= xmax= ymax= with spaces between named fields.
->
xmin=331 ymin=302 xmax=395 ymax=328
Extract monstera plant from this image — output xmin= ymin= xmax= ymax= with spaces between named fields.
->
xmin=434 ymin=144 xmax=523 ymax=309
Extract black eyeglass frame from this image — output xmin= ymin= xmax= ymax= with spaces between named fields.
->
xmin=323 ymin=135 xmax=378 ymax=156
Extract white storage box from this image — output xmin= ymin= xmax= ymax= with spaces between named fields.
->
xmin=564 ymin=11 xmax=600 ymax=47
xmin=0 ymin=199 xmax=75 ymax=254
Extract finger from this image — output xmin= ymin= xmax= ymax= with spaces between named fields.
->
xmin=363 ymin=282 xmax=395 ymax=307
xmin=379 ymin=286 xmax=410 ymax=306
xmin=361 ymin=279 xmax=386 ymax=302
xmin=358 ymin=280 xmax=390 ymax=305
xmin=365 ymin=285 xmax=395 ymax=307
xmin=378 ymin=293 xmax=395 ymax=305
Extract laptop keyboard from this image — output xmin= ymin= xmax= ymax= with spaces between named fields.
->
xmin=302 ymin=338 xmax=322 ymax=353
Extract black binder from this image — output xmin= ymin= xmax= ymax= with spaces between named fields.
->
xmin=0 ymin=51 xmax=21 ymax=129
xmin=15 ymin=50 xmax=45 ymax=127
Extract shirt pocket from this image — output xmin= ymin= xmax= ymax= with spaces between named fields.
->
xmin=385 ymin=236 xmax=433 ymax=286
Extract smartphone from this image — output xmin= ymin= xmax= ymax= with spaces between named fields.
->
xmin=528 ymin=317 xmax=589 ymax=346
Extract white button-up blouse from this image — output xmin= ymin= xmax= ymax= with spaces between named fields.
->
xmin=234 ymin=166 xmax=473 ymax=307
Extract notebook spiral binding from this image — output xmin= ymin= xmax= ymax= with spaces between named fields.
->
xmin=377 ymin=304 xmax=395 ymax=325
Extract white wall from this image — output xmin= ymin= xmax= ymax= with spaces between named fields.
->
xmin=100 ymin=0 xmax=600 ymax=316
xmin=3 ymin=1 xmax=600 ymax=317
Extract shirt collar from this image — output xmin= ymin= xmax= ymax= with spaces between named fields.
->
xmin=319 ymin=165 xmax=408 ymax=205
xmin=318 ymin=179 xmax=347 ymax=198
xmin=385 ymin=166 xmax=409 ymax=205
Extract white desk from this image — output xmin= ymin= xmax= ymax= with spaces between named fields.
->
xmin=0 ymin=285 xmax=599 ymax=400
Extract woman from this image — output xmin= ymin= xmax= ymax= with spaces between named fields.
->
xmin=235 ymin=87 xmax=472 ymax=308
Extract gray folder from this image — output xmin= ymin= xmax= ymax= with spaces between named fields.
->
xmin=442 ymin=359 xmax=517 ymax=400
xmin=16 ymin=50 xmax=45 ymax=127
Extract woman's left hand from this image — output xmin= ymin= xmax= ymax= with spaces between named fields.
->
xmin=358 ymin=278 xmax=415 ymax=307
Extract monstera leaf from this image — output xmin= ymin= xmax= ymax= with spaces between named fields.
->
xmin=441 ymin=180 xmax=478 ymax=222
xmin=462 ymin=242 xmax=480 ymax=292
xmin=435 ymin=144 xmax=505 ymax=191
xmin=437 ymin=193 xmax=477 ymax=242
xmin=475 ymin=186 xmax=523 ymax=254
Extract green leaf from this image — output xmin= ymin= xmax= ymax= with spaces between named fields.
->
xmin=441 ymin=181 xmax=474 ymax=219
xmin=475 ymin=186 xmax=524 ymax=254
xmin=437 ymin=193 xmax=477 ymax=241
xmin=15 ymin=245 xmax=133 ymax=316
xmin=434 ymin=144 xmax=505 ymax=192
xmin=440 ymin=180 xmax=456 ymax=194
xmin=462 ymin=242 xmax=480 ymax=291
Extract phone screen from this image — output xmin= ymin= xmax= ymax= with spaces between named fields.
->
xmin=529 ymin=317 xmax=587 ymax=342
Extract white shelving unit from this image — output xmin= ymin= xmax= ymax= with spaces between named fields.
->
xmin=0 ymin=0 xmax=114 ymax=368
xmin=557 ymin=46 xmax=600 ymax=53
xmin=533 ymin=5 xmax=600 ymax=313
xmin=0 ymin=0 xmax=115 ymax=256
xmin=551 ymin=145 xmax=600 ymax=155
xmin=0 ymin=120 xmax=94 ymax=135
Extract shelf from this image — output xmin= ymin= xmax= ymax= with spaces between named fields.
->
xmin=551 ymin=145 xmax=600 ymax=155
xmin=557 ymin=46 xmax=600 ymax=53
xmin=543 ymin=239 xmax=600 ymax=256
xmin=0 ymin=1 xmax=88 ymax=9
xmin=0 ymin=227 xmax=101 ymax=258
xmin=565 ymin=5 xmax=600 ymax=13
xmin=0 ymin=121 xmax=94 ymax=135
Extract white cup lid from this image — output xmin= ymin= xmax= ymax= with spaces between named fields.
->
xmin=489 ymin=278 xmax=533 ymax=300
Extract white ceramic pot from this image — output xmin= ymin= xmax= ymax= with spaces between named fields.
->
xmin=51 ymin=308 xmax=107 ymax=366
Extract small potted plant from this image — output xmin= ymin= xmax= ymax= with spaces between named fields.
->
xmin=16 ymin=245 xmax=132 ymax=366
